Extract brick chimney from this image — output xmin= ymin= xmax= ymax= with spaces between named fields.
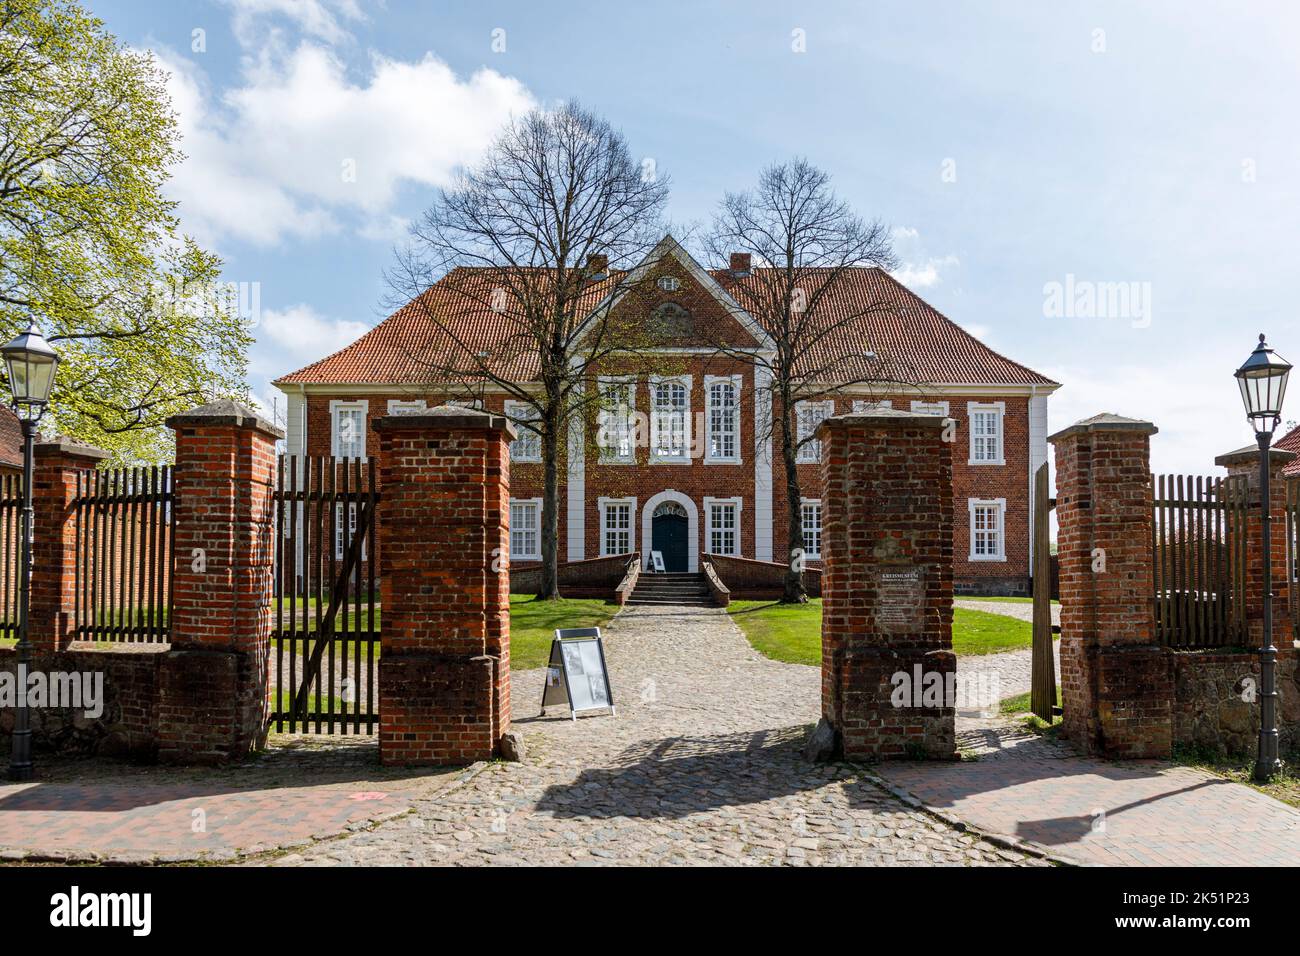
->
xmin=586 ymin=254 xmax=608 ymax=280
xmin=730 ymin=253 xmax=752 ymax=277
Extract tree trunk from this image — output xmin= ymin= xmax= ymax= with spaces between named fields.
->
xmin=779 ymin=405 xmax=808 ymax=604
xmin=538 ymin=411 xmax=562 ymax=600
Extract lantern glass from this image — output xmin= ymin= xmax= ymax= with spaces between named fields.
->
xmin=1 ymin=324 xmax=59 ymax=418
xmin=1234 ymin=335 xmax=1291 ymax=428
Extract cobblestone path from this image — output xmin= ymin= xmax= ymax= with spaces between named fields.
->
xmin=272 ymin=606 xmax=1043 ymax=866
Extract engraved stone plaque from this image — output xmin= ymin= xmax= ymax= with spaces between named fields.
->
xmin=876 ymin=565 xmax=925 ymax=632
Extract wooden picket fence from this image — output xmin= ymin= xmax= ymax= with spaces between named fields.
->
xmin=1150 ymin=473 xmax=1248 ymax=648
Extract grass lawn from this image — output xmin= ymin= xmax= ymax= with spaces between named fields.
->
xmin=727 ymin=599 xmax=1044 ymax=666
xmin=508 ymin=595 xmax=620 ymax=669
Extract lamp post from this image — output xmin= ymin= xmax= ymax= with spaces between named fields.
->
xmin=2 ymin=323 xmax=59 ymax=782
xmin=1234 ymin=333 xmax=1291 ymax=783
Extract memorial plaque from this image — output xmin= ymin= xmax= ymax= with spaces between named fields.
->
xmin=877 ymin=565 xmax=925 ymax=632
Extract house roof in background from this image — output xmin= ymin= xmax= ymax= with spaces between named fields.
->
xmin=274 ymin=242 xmax=1060 ymax=391
xmin=1277 ymin=423 xmax=1300 ymax=477
xmin=0 ymin=406 xmax=23 ymax=469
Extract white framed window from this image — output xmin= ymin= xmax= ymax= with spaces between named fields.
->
xmin=795 ymin=400 xmax=835 ymax=463
xmin=967 ymin=401 xmax=1005 ymax=465
xmin=597 ymin=378 xmax=636 ymax=463
xmin=650 ymin=375 xmax=691 ymax=462
xmin=704 ymin=497 xmax=742 ymax=556
xmin=801 ymin=499 xmax=822 ymax=559
xmin=910 ymin=400 xmax=950 ymax=418
xmin=330 ymin=400 xmax=368 ymax=459
xmin=510 ymin=498 xmax=542 ymax=561
xmin=968 ymin=498 xmax=1007 ymax=561
xmin=598 ymin=497 xmax=636 ymax=556
xmin=705 ymin=375 xmax=742 ymax=463
xmin=334 ymin=503 xmax=369 ymax=560
xmin=503 ymin=400 xmax=542 ymax=463
xmin=852 ymin=399 xmax=892 ymax=412
xmin=386 ymin=399 xmax=427 ymax=415
xmin=656 ymin=276 xmax=680 ymax=292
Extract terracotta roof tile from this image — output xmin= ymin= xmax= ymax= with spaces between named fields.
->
xmin=0 ymin=406 xmax=22 ymax=469
xmin=1277 ymin=423 xmax=1300 ymax=477
xmin=275 ymin=263 xmax=1057 ymax=389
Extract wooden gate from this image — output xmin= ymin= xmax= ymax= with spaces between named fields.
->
xmin=271 ymin=455 xmax=380 ymax=734
xmin=1030 ymin=463 xmax=1058 ymax=720
xmin=1150 ymin=473 xmax=1249 ymax=647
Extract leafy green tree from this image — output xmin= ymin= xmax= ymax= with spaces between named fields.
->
xmin=0 ymin=0 xmax=250 ymax=461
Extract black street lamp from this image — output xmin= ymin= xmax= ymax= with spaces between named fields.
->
xmin=1234 ymin=333 xmax=1291 ymax=783
xmin=1 ymin=323 xmax=59 ymax=781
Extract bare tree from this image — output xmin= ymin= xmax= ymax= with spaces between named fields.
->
xmin=385 ymin=102 xmax=669 ymax=599
xmin=703 ymin=158 xmax=917 ymax=603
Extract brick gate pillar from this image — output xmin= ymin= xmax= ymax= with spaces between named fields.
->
xmin=1214 ymin=444 xmax=1297 ymax=649
xmin=158 ymin=400 xmax=283 ymax=764
xmin=816 ymin=409 xmax=956 ymax=761
xmin=375 ymin=406 xmax=513 ymax=766
xmin=29 ymin=439 xmax=109 ymax=652
xmin=1050 ymin=413 xmax=1169 ymax=758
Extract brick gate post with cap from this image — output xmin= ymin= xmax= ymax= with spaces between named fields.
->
xmin=1050 ymin=413 xmax=1170 ymax=758
xmin=158 ymin=400 xmax=283 ymax=764
xmin=815 ymin=408 xmax=957 ymax=760
xmin=374 ymin=405 xmax=513 ymax=766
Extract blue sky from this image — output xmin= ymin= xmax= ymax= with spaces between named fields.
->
xmin=90 ymin=0 xmax=1300 ymax=473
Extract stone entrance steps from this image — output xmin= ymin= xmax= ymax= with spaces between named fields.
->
xmin=627 ymin=572 xmax=716 ymax=607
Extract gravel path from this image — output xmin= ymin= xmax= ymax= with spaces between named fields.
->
xmin=272 ymin=606 xmax=1045 ymax=866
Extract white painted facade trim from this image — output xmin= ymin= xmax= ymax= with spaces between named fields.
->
xmin=754 ymin=367 xmax=774 ymax=562
xmin=566 ymin=391 xmax=586 ymax=561
xmin=1028 ymin=389 xmax=1050 ymax=566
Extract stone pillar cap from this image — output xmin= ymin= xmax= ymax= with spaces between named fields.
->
xmin=34 ymin=436 xmax=110 ymax=461
xmin=165 ymin=399 xmax=285 ymax=440
xmin=374 ymin=404 xmax=517 ymax=439
xmin=1214 ymin=445 xmax=1298 ymax=468
xmin=1048 ymin=412 xmax=1157 ymax=444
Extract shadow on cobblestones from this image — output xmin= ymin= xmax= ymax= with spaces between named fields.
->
xmin=535 ymin=724 xmax=896 ymax=821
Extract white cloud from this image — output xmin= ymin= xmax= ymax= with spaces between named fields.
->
xmin=156 ymin=42 xmax=535 ymax=247
xmin=225 ymin=0 xmax=364 ymax=46
xmin=892 ymin=255 xmax=960 ymax=289
xmin=257 ymin=304 xmax=371 ymax=363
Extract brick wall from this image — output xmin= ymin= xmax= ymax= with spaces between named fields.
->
xmin=818 ymin=409 xmax=956 ymax=761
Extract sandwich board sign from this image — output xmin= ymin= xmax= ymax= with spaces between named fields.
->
xmin=650 ymin=551 xmax=666 ymax=572
xmin=541 ymin=627 xmax=615 ymax=720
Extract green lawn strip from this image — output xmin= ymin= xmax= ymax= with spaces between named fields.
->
xmin=727 ymin=599 xmax=1040 ymax=665
xmin=508 ymin=595 xmax=620 ymax=669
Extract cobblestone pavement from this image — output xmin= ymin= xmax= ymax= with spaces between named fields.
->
xmin=0 ymin=738 xmax=449 ymax=864
xmin=959 ymin=643 xmax=1061 ymax=703
xmin=879 ymin=715 xmax=1300 ymax=866
xmin=269 ymin=606 xmax=1044 ymax=867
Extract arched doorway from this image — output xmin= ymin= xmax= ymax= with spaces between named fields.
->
xmin=651 ymin=501 xmax=689 ymax=572
xmin=641 ymin=491 xmax=699 ymax=572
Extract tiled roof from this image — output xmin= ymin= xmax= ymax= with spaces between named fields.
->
xmin=0 ymin=406 xmax=22 ymax=469
xmin=275 ymin=262 xmax=1058 ymax=389
xmin=1277 ymin=423 xmax=1300 ymax=477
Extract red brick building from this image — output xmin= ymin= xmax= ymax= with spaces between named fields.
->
xmin=275 ymin=237 xmax=1059 ymax=595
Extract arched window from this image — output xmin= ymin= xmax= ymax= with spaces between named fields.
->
xmin=653 ymin=501 xmax=688 ymax=519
